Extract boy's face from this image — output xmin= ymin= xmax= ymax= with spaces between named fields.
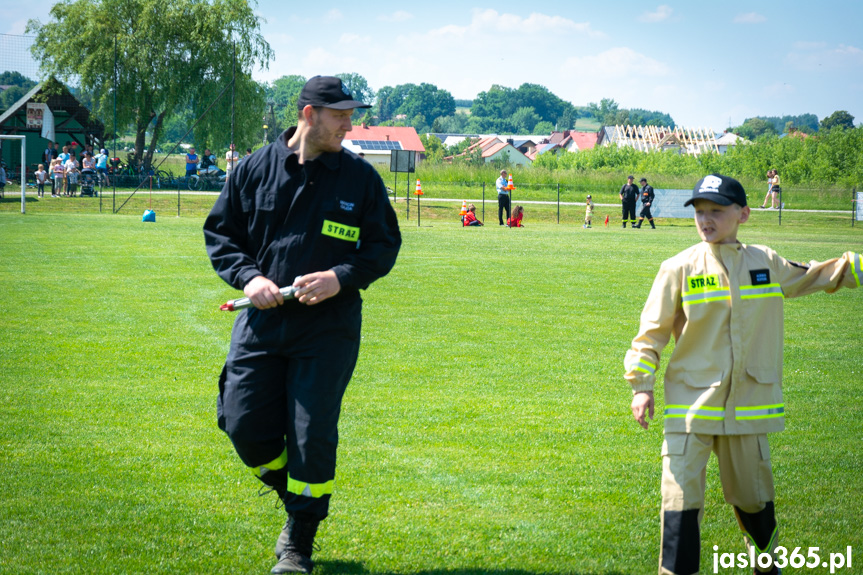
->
xmin=692 ymin=198 xmax=750 ymax=244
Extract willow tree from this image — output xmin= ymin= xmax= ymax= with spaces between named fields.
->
xmin=27 ymin=0 xmax=273 ymax=169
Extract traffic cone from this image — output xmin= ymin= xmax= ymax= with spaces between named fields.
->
xmin=414 ymin=179 xmax=424 ymax=195
xmin=507 ymin=173 xmax=516 ymax=190
xmin=460 ymin=200 xmax=467 ymax=216
xmin=604 ymin=215 xmax=609 ymax=227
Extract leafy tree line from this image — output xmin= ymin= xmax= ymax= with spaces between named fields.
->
xmin=533 ymin=124 xmax=863 ymax=188
xmin=27 ymin=0 xmax=272 ymax=170
xmin=730 ymin=111 xmax=855 ymax=140
xmin=583 ymin=98 xmax=674 ymax=127
xmin=0 ymin=71 xmax=38 ymax=110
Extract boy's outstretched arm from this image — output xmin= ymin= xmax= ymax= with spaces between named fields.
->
xmin=631 ymin=391 xmax=655 ymax=430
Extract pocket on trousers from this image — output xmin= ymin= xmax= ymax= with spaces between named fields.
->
xmin=757 ymin=435 xmax=771 ymax=461
xmin=662 ymin=432 xmax=689 ymax=457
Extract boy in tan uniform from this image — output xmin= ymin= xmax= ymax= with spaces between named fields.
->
xmin=624 ymin=174 xmax=860 ymax=575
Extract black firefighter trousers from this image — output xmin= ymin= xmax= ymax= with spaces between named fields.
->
xmin=217 ymin=298 xmax=362 ymax=522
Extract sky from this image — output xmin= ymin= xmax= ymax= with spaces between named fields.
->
xmin=4 ymin=0 xmax=862 ymax=131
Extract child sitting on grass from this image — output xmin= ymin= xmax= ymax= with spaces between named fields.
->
xmin=506 ymin=205 xmax=524 ymax=227
xmin=624 ymin=174 xmax=860 ymax=575
xmin=463 ymin=203 xmax=483 ymax=226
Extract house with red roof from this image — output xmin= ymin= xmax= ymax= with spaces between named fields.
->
xmin=548 ymin=130 xmax=599 ymax=152
xmin=343 ymin=123 xmax=425 ymax=166
xmin=445 ymin=136 xmax=532 ymax=166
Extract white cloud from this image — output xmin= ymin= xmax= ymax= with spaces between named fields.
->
xmin=378 ymin=10 xmax=413 ymax=23
xmin=734 ymin=12 xmax=767 ymax=24
xmin=640 ymin=5 xmax=673 ymax=23
xmin=561 ymin=47 xmax=671 ymax=80
xmin=325 ymin=9 xmax=343 ymax=21
xmin=786 ymin=43 xmax=863 ymax=70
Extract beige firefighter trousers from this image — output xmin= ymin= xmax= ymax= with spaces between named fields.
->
xmin=659 ymin=432 xmax=777 ymax=575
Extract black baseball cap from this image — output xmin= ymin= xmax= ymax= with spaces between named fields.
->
xmin=639 ymin=177 xmax=647 ymax=183
xmin=685 ymin=174 xmax=747 ymax=207
xmin=297 ymin=76 xmax=371 ymax=110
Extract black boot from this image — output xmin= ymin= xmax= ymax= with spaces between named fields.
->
xmin=273 ymin=515 xmax=319 ymax=574
xmin=650 ymin=220 xmax=655 ymax=229
xmin=635 ymin=219 xmax=643 ymax=228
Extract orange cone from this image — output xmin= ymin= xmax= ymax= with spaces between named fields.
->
xmin=414 ymin=179 xmax=424 ymax=195
xmin=460 ymin=200 xmax=467 ymax=216
xmin=604 ymin=215 xmax=609 ymax=227
xmin=507 ymin=173 xmax=516 ymax=190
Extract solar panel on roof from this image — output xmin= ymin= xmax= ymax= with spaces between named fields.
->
xmin=350 ymin=140 xmax=403 ymax=151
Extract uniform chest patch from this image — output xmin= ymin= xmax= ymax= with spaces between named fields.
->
xmin=322 ymin=219 xmax=360 ymax=242
xmin=339 ymin=200 xmax=355 ymax=212
xmin=749 ymin=269 xmax=771 ymax=285
xmin=686 ymin=274 xmax=720 ymax=291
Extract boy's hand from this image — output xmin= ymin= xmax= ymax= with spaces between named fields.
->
xmin=631 ymin=391 xmax=655 ymax=430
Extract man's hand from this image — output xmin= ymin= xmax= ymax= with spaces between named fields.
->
xmin=294 ymin=270 xmax=341 ymax=305
xmin=631 ymin=391 xmax=655 ymax=430
xmin=243 ymin=276 xmax=284 ymax=309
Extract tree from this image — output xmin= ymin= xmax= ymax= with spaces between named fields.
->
xmin=336 ymin=73 xmax=374 ymax=121
xmin=731 ymin=117 xmax=777 ymax=140
xmin=27 ymin=0 xmax=273 ymax=169
xmin=269 ymin=74 xmax=306 ymax=129
xmin=397 ymin=83 xmax=455 ymax=131
xmin=0 ymin=71 xmax=38 ymax=110
xmin=511 ymin=106 xmax=541 ymax=134
xmin=820 ymin=110 xmax=855 ymax=131
xmin=418 ymin=133 xmax=445 ymax=163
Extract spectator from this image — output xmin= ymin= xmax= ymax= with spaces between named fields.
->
xmin=186 ymin=147 xmax=199 ymax=178
xmin=35 ymin=163 xmax=48 ymax=198
xmin=44 ymin=142 xmax=54 ymax=166
xmin=463 ymin=203 xmax=483 ymax=226
xmin=506 ymin=205 xmax=524 ymax=227
xmin=0 ymin=162 xmax=6 ymax=199
xmin=584 ymin=194 xmax=594 ymax=228
xmin=51 ymin=158 xmax=65 ymax=197
xmin=95 ymin=148 xmax=109 ymax=185
xmin=225 ymin=143 xmax=239 ymax=178
xmin=64 ymin=153 xmax=79 ymax=196
xmin=65 ymin=158 xmax=80 ymax=197
xmin=199 ymin=148 xmax=218 ymax=174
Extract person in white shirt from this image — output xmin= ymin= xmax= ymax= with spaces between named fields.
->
xmin=225 ymin=143 xmax=239 ymax=178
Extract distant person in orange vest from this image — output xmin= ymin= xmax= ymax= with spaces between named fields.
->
xmin=463 ymin=203 xmax=483 ymax=226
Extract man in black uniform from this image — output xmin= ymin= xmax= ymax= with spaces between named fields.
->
xmin=635 ymin=177 xmax=655 ymax=229
xmin=203 ymin=76 xmax=401 ymax=574
xmin=619 ymin=175 xmax=639 ymax=228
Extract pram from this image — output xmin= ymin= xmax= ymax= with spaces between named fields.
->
xmin=79 ymin=169 xmax=98 ymax=197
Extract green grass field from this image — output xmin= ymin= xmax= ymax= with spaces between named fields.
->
xmin=1 ymin=207 xmax=861 ymax=574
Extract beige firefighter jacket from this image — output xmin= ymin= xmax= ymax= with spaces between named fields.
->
xmin=625 ymin=242 xmax=860 ymax=435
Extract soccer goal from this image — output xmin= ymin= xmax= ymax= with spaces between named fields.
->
xmin=0 ymin=134 xmax=27 ymax=214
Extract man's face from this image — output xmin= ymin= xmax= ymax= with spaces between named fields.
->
xmin=204 ymin=149 xmax=211 ymax=155
xmin=307 ymin=107 xmax=354 ymax=154
xmin=692 ymin=198 xmax=749 ymax=244
xmin=628 ymin=177 xmax=634 ymax=184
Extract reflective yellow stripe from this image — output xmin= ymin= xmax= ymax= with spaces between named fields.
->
xmin=852 ymin=253 xmax=861 ymax=287
xmin=735 ymin=404 xmax=785 ymax=420
xmin=287 ymin=475 xmax=334 ymax=498
xmin=629 ymin=358 xmax=657 ymax=375
xmin=665 ymin=404 xmax=725 ymax=420
xmin=682 ymin=289 xmax=731 ymax=305
xmin=740 ymin=284 xmax=785 ymax=300
xmin=252 ymin=449 xmax=288 ymax=477
xmin=321 ymin=219 xmax=360 ymax=242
